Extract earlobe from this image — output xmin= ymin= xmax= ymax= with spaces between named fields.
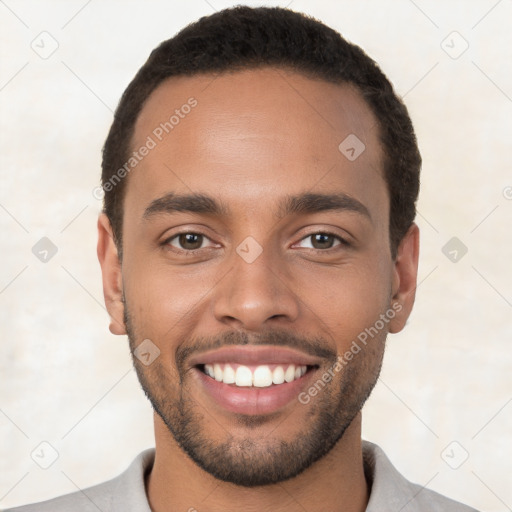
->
xmin=388 ymin=223 xmax=420 ymax=334
xmin=97 ymin=213 xmax=126 ymax=335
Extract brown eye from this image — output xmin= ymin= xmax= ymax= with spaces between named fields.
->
xmin=310 ymin=233 xmax=336 ymax=249
xmin=166 ymin=232 xmax=209 ymax=251
xmin=179 ymin=233 xmax=203 ymax=250
xmin=296 ymin=232 xmax=349 ymax=251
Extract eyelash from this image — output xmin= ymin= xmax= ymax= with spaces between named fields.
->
xmin=162 ymin=230 xmax=350 ymax=254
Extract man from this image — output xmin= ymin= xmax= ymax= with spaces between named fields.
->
xmin=7 ymin=6 xmax=478 ymax=512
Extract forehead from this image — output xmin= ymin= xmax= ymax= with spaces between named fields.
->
xmin=126 ymin=67 xmax=386 ymax=224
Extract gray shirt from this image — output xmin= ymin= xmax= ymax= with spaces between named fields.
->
xmin=4 ymin=440 xmax=478 ymax=511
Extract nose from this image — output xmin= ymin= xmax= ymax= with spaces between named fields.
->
xmin=211 ymin=241 xmax=300 ymax=332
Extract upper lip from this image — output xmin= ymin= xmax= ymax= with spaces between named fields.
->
xmin=188 ymin=345 xmax=323 ymax=367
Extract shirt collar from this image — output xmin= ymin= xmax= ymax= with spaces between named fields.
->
xmin=110 ymin=448 xmax=154 ymax=512
xmin=363 ymin=440 xmax=424 ymax=511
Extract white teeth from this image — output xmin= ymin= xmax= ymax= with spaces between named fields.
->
xmin=203 ymin=363 xmax=308 ymax=387
xmin=205 ymin=364 xmax=215 ymax=378
xmin=235 ymin=365 xmax=253 ymax=386
xmin=213 ymin=364 xmax=223 ymax=382
xmin=222 ymin=364 xmax=236 ymax=384
xmin=272 ymin=366 xmax=285 ymax=385
xmin=284 ymin=365 xmax=296 ymax=383
xmin=253 ymin=365 xmax=273 ymax=387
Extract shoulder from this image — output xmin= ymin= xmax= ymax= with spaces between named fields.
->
xmin=404 ymin=482 xmax=480 ymax=512
xmin=363 ymin=440 xmax=480 ymax=512
xmin=3 ymin=448 xmax=155 ymax=512
xmin=3 ymin=478 xmax=117 ymax=512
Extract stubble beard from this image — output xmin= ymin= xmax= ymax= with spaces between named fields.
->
xmin=123 ymin=302 xmax=386 ymax=487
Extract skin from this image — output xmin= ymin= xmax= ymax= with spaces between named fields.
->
xmin=97 ymin=67 xmax=419 ymax=512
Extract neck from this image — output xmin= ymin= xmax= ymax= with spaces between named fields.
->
xmin=146 ymin=412 xmax=369 ymax=512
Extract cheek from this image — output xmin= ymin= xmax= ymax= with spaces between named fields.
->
xmin=291 ymin=259 xmax=392 ymax=345
xmin=122 ymin=259 xmax=214 ymax=338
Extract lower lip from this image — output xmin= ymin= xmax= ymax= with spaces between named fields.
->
xmin=193 ymin=367 xmax=316 ymax=415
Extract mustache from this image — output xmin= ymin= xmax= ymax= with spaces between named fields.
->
xmin=176 ymin=329 xmax=337 ymax=370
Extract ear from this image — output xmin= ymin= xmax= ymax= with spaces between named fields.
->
xmin=97 ymin=213 xmax=126 ymax=335
xmin=388 ymin=222 xmax=420 ymax=334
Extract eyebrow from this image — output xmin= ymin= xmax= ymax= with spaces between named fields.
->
xmin=142 ymin=191 xmax=371 ymax=222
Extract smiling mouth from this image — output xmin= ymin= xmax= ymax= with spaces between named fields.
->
xmin=198 ymin=363 xmax=318 ymax=388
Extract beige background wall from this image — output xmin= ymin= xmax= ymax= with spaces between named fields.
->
xmin=0 ymin=1 xmax=510 ymax=510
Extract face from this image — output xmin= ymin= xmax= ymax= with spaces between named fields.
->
xmin=98 ymin=67 xmax=419 ymax=486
